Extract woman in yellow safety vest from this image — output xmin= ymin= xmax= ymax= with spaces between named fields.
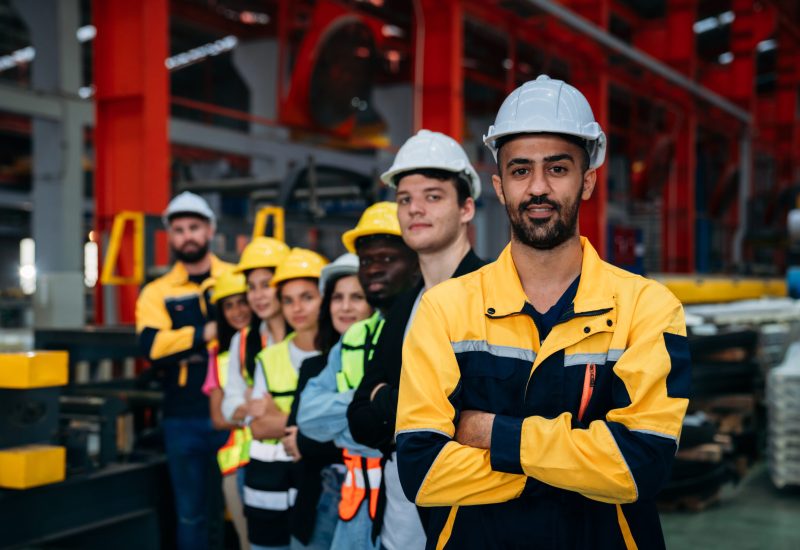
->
xmin=221 ymin=237 xmax=291 ymax=446
xmin=202 ymin=270 xmax=253 ymax=550
xmin=244 ymin=248 xmax=328 ymax=550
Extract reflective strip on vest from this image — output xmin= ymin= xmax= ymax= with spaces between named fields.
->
xmin=249 ymin=438 xmax=293 ymax=462
xmin=339 ymin=449 xmax=382 ymax=521
xmin=217 ymin=350 xmax=230 ymax=388
xmin=243 ymin=486 xmax=298 ymax=511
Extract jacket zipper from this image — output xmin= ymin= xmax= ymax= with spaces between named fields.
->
xmin=522 ymin=307 xmax=611 ymax=404
xmin=577 ymin=363 xmax=596 ymax=422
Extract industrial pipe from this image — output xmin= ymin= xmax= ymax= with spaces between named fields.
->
xmin=525 ymin=0 xmax=752 ymax=124
xmin=732 ymin=131 xmax=752 ymax=267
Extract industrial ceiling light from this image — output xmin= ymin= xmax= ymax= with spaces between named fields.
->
xmin=693 ymin=10 xmax=735 ymax=34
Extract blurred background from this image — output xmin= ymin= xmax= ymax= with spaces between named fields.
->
xmin=1 ymin=0 xmax=800 ymax=548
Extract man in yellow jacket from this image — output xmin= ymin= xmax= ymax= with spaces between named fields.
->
xmin=135 ymin=191 xmax=233 ymax=550
xmin=395 ymin=75 xmax=691 ymax=549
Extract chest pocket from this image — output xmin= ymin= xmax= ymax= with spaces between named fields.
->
xmin=165 ymin=294 xmax=204 ymax=328
xmin=455 ymin=350 xmax=532 ymax=417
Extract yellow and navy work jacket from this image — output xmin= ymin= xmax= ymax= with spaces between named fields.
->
xmin=135 ymin=255 xmax=233 ymax=417
xmin=244 ymin=334 xmax=299 ymax=548
xmin=396 ymin=238 xmax=690 ymax=550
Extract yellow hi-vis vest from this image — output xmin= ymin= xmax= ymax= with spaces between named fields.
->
xmin=215 ymin=349 xmax=253 ymax=475
xmin=336 ymin=312 xmax=385 ymax=521
xmin=254 ymin=333 xmax=299 ymax=444
xmin=242 ymin=334 xmax=299 ymax=522
xmin=336 ymin=311 xmax=384 ymax=392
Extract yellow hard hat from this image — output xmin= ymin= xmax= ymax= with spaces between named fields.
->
xmin=234 ymin=237 xmax=290 ymax=273
xmin=210 ymin=271 xmax=247 ymax=305
xmin=271 ymin=248 xmax=329 ymax=287
xmin=341 ymin=202 xmax=402 ymax=253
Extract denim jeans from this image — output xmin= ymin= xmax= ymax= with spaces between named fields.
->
xmin=291 ymin=465 xmax=343 ymax=550
xmin=163 ymin=417 xmax=229 ymax=550
xmin=330 ymin=499 xmax=381 ymax=550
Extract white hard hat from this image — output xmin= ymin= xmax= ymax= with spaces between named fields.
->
xmin=318 ymin=253 xmax=359 ymax=294
xmin=162 ymin=191 xmax=216 ymax=227
xmin=483 ymin=75 xmax=607 ymax=169
xmin=381 ymin=129 xmax=481 ymax=200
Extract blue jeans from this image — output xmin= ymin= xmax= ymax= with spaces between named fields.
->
xmin=330 ymin=500 xmax=380 ymax=550
xmin=163 ymin=417 xmax=229 ymax=550
xmin=291 ymin=466 xmax=343 ymax=550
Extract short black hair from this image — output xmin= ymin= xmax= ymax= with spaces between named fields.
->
xmin=354 ymin=233 xmax=408 ymax=253
xmin=495 ymin=133 xmax=590 ymax=174
xmin=393 ymin=168 xmax=472 ymax=206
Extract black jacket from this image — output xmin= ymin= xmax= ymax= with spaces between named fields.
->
xmin=287 ymin=354 xmax=344 ymax=545
xmin=346 ymin=249 xmax=487 ymax=540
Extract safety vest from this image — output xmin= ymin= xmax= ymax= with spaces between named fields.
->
xmin=238 ymin=324 xmax=268 ymax=387
xmin=243 ymin=334 xmax=299 ymax=545
xmin=256 ymin=332 xmax=298 ymax=417
xmin=215 ymin=349 xmax=253 ymax=475
xmin=336 ymin=312 xmax=385 ymax=521
xmin=336 ymin=311 xmax=385 ymax=392
xmin=217 ymin=425 xmax=253 ymax=475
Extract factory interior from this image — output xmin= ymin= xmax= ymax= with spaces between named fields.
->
xmin=1 ymin=0 xmax=800 ymax=548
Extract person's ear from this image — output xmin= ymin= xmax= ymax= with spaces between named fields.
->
xmin=581 ymin=169 xmax=596 ymax=200
xmin=492 ymin=174 xmax=506 ymax=206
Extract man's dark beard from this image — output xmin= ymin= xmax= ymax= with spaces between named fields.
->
xmin=173 ymin=241 xmax=209 ymax=264
xmin=506 ymin=189 xmax=581 ymax=250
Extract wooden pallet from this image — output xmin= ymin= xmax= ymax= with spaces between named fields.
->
xmin=658 ymin=488 xmax=721 ymax=512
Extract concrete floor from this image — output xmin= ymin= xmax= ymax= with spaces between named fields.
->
xmin=661 ymin=463 xmax=800 ymax=549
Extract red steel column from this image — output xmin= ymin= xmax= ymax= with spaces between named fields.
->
xmin=663 ymin=111 xmax=697 ymax=272
xmin=93 ymin=0 xmax=169 ymax=323
xmin=415 ymin=0 xmax=463 ymax=138
xmin=564 ymin=0 xmax=610 ymax=258
xmin=635 ymin=0 xmax=697 ymax=272
xmin=775 ymin=24 xmax=800 ymax=194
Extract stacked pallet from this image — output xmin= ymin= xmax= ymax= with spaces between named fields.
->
xmin=766 ymin=342 xmax=800 ymax=488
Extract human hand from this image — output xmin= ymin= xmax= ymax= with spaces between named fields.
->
xmin=248 ymin=393 xmax=281 ymax=418
xmin=203 ymin=321 xmax=218 ymax=343
xmin=282 ymin=426 xmax=302 ymax=461
xmin=247 ymin=397 xmax=268 ymax=417
xmin=454 ymin=410 xmax=495 ymax=449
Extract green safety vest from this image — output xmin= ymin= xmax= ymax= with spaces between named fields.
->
xmin=215 ymin=350 xmax=253 ymax=475
xmin=254 ymin=333 xmax=299 ymax=444
xmin=336 ymin=312 xmax=384 ymax=393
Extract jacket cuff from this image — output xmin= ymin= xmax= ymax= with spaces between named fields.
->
xmin=192 ymin=324 xmax=205 ymax=350
xmin=370 ymin=385 xmax=394 ymax=422
xmin=490 ymin=414 xmax=524 ymax=474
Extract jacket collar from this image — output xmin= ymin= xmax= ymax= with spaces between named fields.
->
xmin=163 ymin=254 xmax=228 ymax=286
xmin=484 ymin=237 xmax=615 ymax=318
xmin=454 ymin=248 xmax=487 ymax=278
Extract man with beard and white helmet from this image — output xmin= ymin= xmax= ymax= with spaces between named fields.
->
xmin=136 ymin=191 xmax=233 ymax=550
xmin=395 ymin=76 xmax=691 ymax=549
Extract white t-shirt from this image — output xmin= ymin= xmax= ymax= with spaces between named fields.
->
xmin=382 ymin=287 xmax=427 ymax=550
